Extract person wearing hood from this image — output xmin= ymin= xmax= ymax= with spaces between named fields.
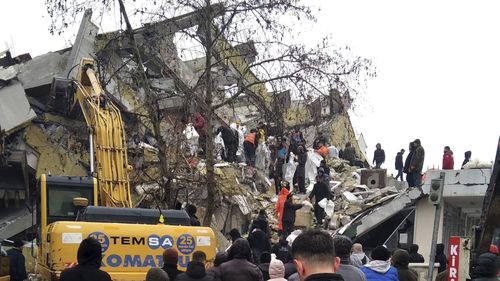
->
xmin=373 ymin=143 xmax=386 ymax=169
xmin=146 ymin=268 xmax=169 ymax=281
xmin=276 ymin=188 xmax=290 ymax=235
xmin=470 ymin=252 xmax=500 ymax=281
xmin=216 ymin=238 xmax=263 ymax=281
xmin=257 ymin=252 xmax=271 ymax=280
xmin=408 ymin=244 xmax=424 ymax=263
xmin=442 ymin=146 xmax=454 ymax=170
xmin=247 ymin=227 xmax=271 ymax=264
xmin=360 ymin=246 xmax=398 ymax=281
xmin=176 ymin=251 xmax=214 ymax=281
xmin=162 ymin=248 xmax=183 ymax=281
xmin=333 ymin=235 xmax=367 ymax=281
xmin=268 ymin=259 xmax=287 ymax=281
xmin=186 ymin=204 xmax=201 ymax=226
xmin=294 ymin=145 xmax=307 ymax=194
xmin=350 ymin=243 xmax=370 ymax=268
xmin=250 ymin=209 xmax=271 ymax=237
xmin=6 ymin=239 xmax=27 ymax=281
xmin=282 ymin=193 xmax=305 ymax=237
xmin=60 ymin=237 xmax=112 ymax=281
xmin=391 ymin=249 xmax=418 ymax=281
xmin=435 ymin=243 xmax=447 ymax=273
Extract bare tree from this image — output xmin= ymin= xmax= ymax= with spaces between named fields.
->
xmin=46 ymin=0 xmax=375 ymax=226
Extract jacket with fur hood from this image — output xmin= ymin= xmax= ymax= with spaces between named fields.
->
xmin=268 ymin=259 xmax=287 ymax=281
xmin=360 ymin=260 xmax=399 ymax=281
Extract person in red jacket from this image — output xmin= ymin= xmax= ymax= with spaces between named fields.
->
xmin=193 ymin=112 xmax=206 ymax=154
xmin=275 ymin=188 xmax=290 ymax=235
xmin=442 ymin=146 xmax=454 ymax=170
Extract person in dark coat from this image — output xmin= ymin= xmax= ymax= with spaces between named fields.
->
xmin=470 ymin=252 xmax=500 ymax=281
xmin=403 ymin=142 xmax=415 ymax=187
xmin=391 ymin=249 xmax=418 ymax=281
xmin=247 ymin=228 xmax=271 ymax=264
xmin=292 ymin=229 xmax=344 ymax=281
xmin=395 ymin=149 xmax=405 ymax=181
xmin=462 ymin=150 xmax=472 ymax=169
xmin=293 ymin=145 xmax=307 ymax=194
xmin=249 ymin=210 xmax=271 ymax=237
xmin=435 ymin=243 xmax=447 ymax=273
xmin=409 ymin=139 xmax=425 ymax=186
xmin=271 ymin=236 xmax=296 ymax=278
xmin=257 ymin=252 xmax=271 ymax=280
xmin=216 ymin=238 xmax=263 ymax=281
xmin=408 ymin=244 xmax=425 ymax=263
xmin=207 ymin=252 xmax=227 ymax=279
xmin=373 ymin=143 xmax=386 ymax=169
xmin=162 ymin=248 xmax=183 ymax=281
xmin=309 ymin=172 xmax=331 ymax=226
xmin=228 ymin=228 xmax=241 ymax=243
xmin=343 ymin=142 xmax=356 ymax=166
xmin=187 ymin=204 xmax=201 ymax=226
xmin=60 ymin=237 xmax=112 ymax=281
xmin=7 ymin=239 xmax=27 ymax=281
xmin=217 ymin=124 xmax=238 ymax=162
xmin=282 ymin=194 xmax=304 ymax=237
xmin=176 ymin=251 xmax=214 ymax=281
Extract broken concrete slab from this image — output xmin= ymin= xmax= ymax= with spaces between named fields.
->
xmin=17 ymin=51 xmax=69 ymax=90
xmin=0 ymin=81 xmax=36 ymax=133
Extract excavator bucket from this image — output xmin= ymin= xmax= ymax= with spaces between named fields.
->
xmin=0 ymin=150 xmax=30 ymax=207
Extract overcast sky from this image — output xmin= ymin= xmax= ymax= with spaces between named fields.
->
xmin=1 ymin=0 xmax=499 ymax=175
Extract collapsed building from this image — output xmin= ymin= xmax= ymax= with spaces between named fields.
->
xmin=0 ymin=7 xmax=490 ymax=263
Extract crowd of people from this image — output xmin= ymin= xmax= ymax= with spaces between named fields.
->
xmin=38 ymin=228 xmax=499 ymax=281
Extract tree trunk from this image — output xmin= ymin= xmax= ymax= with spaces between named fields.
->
xmin=202 ymin=0 xmax=216 ymax=227
xmin=117 ymin=0 xmax=173 ymax=207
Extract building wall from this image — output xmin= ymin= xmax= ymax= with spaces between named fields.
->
xmin=414 ymin=199 xmax=444 ymax=261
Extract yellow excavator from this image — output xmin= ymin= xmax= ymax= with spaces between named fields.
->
xmin=35 ymin=58 xmax=215 ymax=281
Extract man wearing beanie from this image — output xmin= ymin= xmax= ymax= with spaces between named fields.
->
xmin=471 ymin=252 xmax=500 ymax=280
xmin=360 ymin=246 xmax=398 ymax=281
xmin=60 ymin=237 xmax=112 ymax=281
xmin=162 ymin=248 xmax=183 ymax=281
xmin=268 ymin=259 xmax=287 ymax=281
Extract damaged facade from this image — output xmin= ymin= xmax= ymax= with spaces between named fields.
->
xmin=2 ymin=7 xmax=488 ymax=263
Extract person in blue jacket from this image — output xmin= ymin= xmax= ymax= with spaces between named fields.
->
xmin=360 ymin=246 xmax=399 ymax=281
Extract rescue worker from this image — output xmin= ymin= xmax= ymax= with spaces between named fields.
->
xmin=373 ymin=143 xmax=385 ymax=169
xmin=309 ymin=171 xmax=330 ymax=226
xmin=275 ymin=188 xmax=290 ymax=235
xmin=243 ymin=129 xmax=258 ymax=167
xmin=60 ymin=237 xmax=112 ymax=281
xmin=282 ymin=193 xmax=304 ymax=237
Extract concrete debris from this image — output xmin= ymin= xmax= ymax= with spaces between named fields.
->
xmin=0 ymin=81 xmax=36 ymax=134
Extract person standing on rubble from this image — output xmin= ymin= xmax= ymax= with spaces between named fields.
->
xmin=282 ymin=193 xmax=305 ymax=237
xmin=249 ymin=209 xmax=271 ymax=237
xmin=343 ymin=142 xmax=356 ymax=166
xmin=193 ymin=112 xmax=206 ymax=155
xmin=293 ymin=145 xmax=307 ymax=194
xmin=403 ymin=142 xmax=415 ymax=187
xmin=276 ymin=188 xmax=290 ymax=236
xmin=442 ymin=146 xmax=454 ymax=170
xmin=316 ymin=142 xmax=329 ymax=159
xmin=187 ymin=204 xmax=201 ymax=226
xmin=243 ymin=129 xmax=258 ymax=167
xmin=395 ymin=149 xmax=405 ymax=181
xmin=217 ymin=123 xmax=238 ymax=162
xmin=462 ymin=150 xmax=472 ymax=168
xmin=409 ymin=139 xmax=425 ymax=186
xmin=274 ymin=138 xmax=288 ymax=194
xmin=373 ymin=143 xmax=385 ymax=169
xmin=309 ymin=170 xmax=331 ymax=226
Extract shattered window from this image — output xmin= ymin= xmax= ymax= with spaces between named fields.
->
xmin=47 ymin=185 xmax=93 ymax=218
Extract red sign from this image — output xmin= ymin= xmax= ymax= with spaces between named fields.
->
xmin=448 ymin=236 xmax=460 ymax=281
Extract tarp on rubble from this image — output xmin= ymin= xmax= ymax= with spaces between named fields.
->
xmin=0 ymin=81 xmax=36 ymax=133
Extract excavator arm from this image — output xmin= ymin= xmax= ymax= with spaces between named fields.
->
xmin=72 ymin=58 xmax=132 ymax=208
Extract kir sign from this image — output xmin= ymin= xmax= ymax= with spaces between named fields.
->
xmin=448 ymin=236 xmax=460 ymax=281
